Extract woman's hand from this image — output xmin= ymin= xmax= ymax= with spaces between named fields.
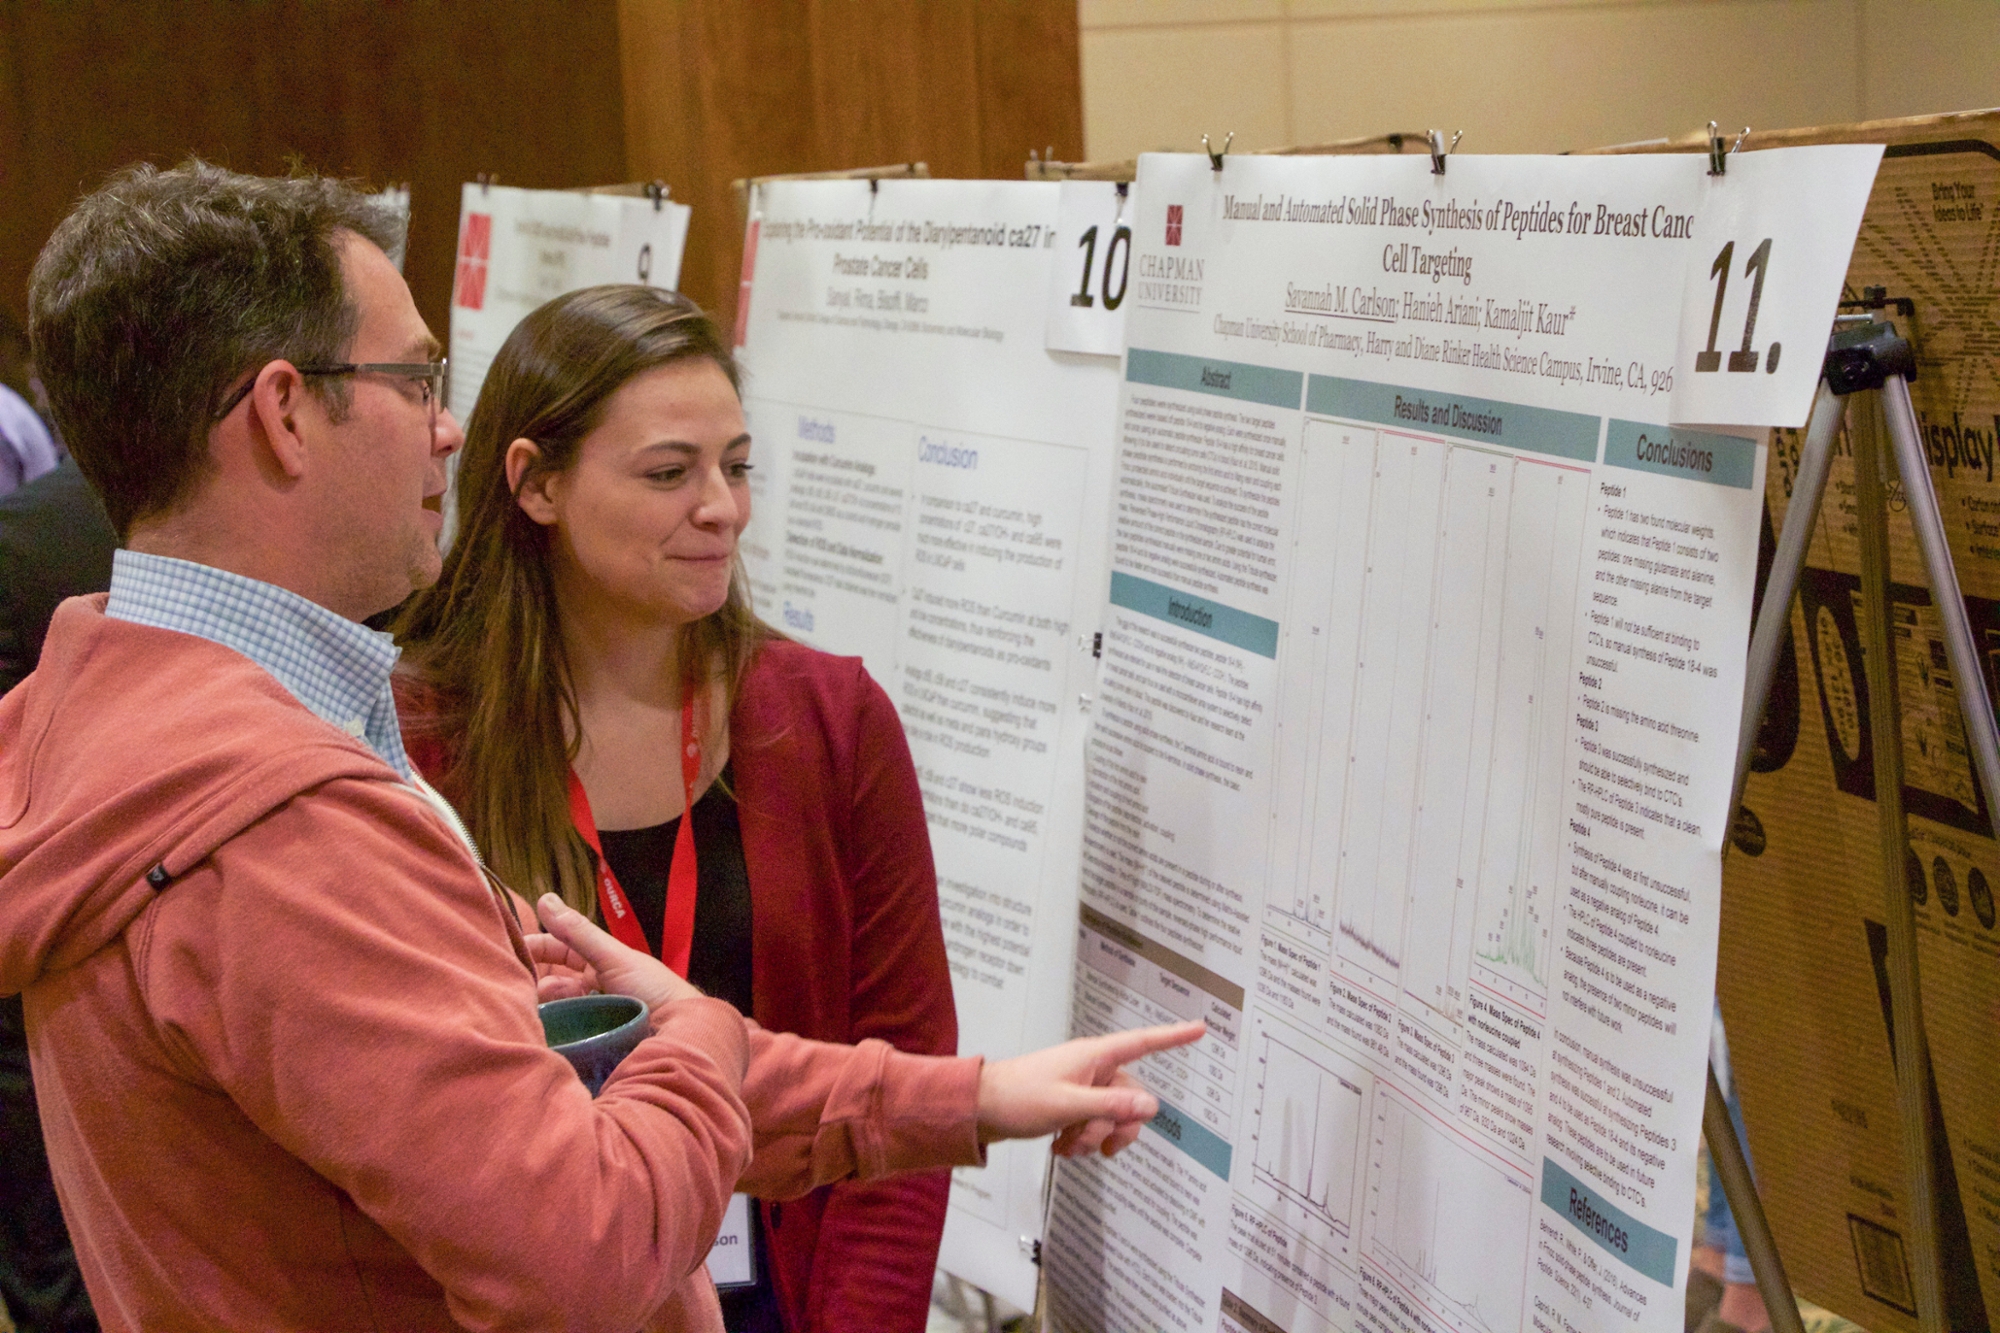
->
xmin=976 ymin=1021 xmax=1206 ymax=1158
xmin=528 ymin=893 xmax=704 ymax=1012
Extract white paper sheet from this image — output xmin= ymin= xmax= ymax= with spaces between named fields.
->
xmin=1043 ymin=152 xmax=1773 ymax=1333
xmin=1669 ymin=144 xmax=1883 ymax=428
xmin=1046 ymin=180 xmax=1134 ymax=356
xmin=732 ymin=177 xmax=1119 ymax=1309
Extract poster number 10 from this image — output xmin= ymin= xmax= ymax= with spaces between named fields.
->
xmin=1695 ymin=237 xmax=1779 ymax=374
xmin=1072 ymin=224 xmax=1131 ymax=311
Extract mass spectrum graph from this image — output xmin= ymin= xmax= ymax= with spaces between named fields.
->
xmin=1367 ymin=1095 xmax=1533 ymax=1333
xmin=1265 ymin=420 xmax=1585 ymax=1016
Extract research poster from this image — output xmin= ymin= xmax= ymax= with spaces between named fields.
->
xmin=732 ymin=177 xmax=1119 ymax=1308
xmin=445 ymin=184 xmax=691 ymax=532
xmin=1044 ymin=153 xmax=1773 ymax=1333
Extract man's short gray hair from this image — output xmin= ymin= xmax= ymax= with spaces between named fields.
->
xmin=28 ymin=159 xmax=403 ymax=538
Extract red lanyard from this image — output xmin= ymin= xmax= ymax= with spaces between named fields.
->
xmin=566 ymin=693 xmax=702 ymax=978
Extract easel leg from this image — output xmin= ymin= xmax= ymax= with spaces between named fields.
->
xmin=1849 ymin=391 xmax=1950 ymax=1333
xmin=1730 ymin=382 xmax=1846 ymax=818
xmin=1879 ymin=372 xmax=2000 ymax=813
xmin=1705 ymin=384 xmax=1842 ymax=1331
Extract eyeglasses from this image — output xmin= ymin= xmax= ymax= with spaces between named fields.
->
xmin=214 ymin=358 xmax=448 ymax=436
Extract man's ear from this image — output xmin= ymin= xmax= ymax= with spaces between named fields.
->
xmin=507 ymin=438 xmax=560 ymax=525
xmin=243 ymin=361 xmax=313 ymax=481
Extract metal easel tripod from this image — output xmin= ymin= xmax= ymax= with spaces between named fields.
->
xmin=1707 ymin=312 xmax=1979 ymax=1333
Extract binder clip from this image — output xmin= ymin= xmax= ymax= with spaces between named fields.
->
xmin=1427 ymin=129 xmax=1462 ymax=176
xmin=476 ymin=172 xmax=496 ymax=195
xmin=645 ymin=180 xmax=668 ymax=212
xmin=1202 ymin=132 xmax=1234 ymax=172
xmin=1707 ymin=122 xmax=1749 ymax=176
xmin=1115 ymin=180 xmax=1129 ymax=222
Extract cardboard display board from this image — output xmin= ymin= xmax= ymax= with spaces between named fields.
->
xmin=1604 ymin=110 xmax=2000 ymax=1332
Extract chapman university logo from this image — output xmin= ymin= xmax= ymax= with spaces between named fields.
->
xmin=1165 ymin=204 xmax=1184 ymax=247
xmin=454 ymin=213 xmax=492 ymax=310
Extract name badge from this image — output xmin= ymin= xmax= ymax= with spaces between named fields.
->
xmin=705 ymin=1192 xmax=757 ymax=1290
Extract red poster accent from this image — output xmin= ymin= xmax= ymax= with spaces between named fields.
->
xmin=454 ymin=212 xmax=492 ymax=311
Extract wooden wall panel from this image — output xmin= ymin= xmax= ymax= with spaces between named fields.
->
xmin=0 ymin=0 xmax=627 ymax=343
xmin=618 ymin=1 xmax=812 ymax=339
xmin=619 ymin=0 xmax=1084 ymax=329
xmin=972 ymin=2 xmax=1088 ymax=173
xmin=805 ymin=1 xmax=985 ymax=177
xmin=0 ymin=1 xmax=1081 ymax=356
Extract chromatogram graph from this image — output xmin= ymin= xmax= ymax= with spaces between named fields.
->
xmin=1253 ymin=1037 xmax=1364 ymax=1227
xmin=1241 ymin=1013 xmax=1369 ymax=1264
xmin=1367 ymin=1096 xmax=1532 ymax=1333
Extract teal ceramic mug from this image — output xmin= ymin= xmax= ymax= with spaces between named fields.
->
xmin=539 ymin=994 xmax=649 ymax=1095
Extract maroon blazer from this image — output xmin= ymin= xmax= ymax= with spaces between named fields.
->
xmin=730 ymin=641 xmax=956 ymax=1331
xmin=400 ymin=639 xmax=957 ymax=1333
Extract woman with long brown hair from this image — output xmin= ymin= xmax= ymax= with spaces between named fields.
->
xmin=394 ymin=285 xmax=956 ymax=1332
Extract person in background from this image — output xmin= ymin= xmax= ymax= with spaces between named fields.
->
xmin=0 ymin=341 xmax=114 ymax=1333
xmin=1689 ymin=1009 xmax=1770 ymax=1333
xmin=0 ymin=313 xmax=60 ymax=497
xmin=0 ymin=459 xmax=117 ymax=695
xmin=3 ymin=158 xmax=1198 ymax=1333
xmin=393 ymin=286 xmax=955 ymax=1333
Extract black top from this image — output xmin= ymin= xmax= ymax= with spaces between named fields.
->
xmin=595 ymin=762 xmax=754 ymax=1014
xmin=0 ymin=457 xmax=117 ymax=695
xmin=0 ymin=455 xmax=109 ymax=1329
xmin=593 ymin=763 xmax=779 ymax=1332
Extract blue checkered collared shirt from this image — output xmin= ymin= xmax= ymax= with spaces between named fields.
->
xmin=104 ymin=550 xmax=414 ymax=780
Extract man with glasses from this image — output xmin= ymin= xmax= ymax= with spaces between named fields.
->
xmin=0 ymin=160 xmax=1192 ymax=1332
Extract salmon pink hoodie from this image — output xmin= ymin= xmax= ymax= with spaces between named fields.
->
xmin=0 ymin=597 xmax=982 ymax=1332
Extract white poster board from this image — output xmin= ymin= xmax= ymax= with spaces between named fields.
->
xmin=444 ymin=183 xmax=691 ymax=533
xmin=367 ymin=184 xmax=411 ymax=272
xmin=734 ymin=177 xmax=1119 ymax=1308
xmin=1042 ymin=151 xmax=1782 ymax=1333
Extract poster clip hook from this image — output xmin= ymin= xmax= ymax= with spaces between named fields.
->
xmin=1428 ymin=129 xmax=1463 ymax=176
xmin=1706 ymin=123 xmax=1749 ymax=176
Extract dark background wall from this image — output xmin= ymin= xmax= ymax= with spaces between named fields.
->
xmin=0 ymin=0 xmax=1082 ymax=346
xmin=0 ymin=0 xmax=628 ymax=341
xmin=619 ymin=0 xmax=1084 ymax=330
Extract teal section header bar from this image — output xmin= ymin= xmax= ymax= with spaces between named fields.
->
xmin=1109 ymin=571 xmax=1279 ymax=659
xmin=1605 ymin=421 xmax=1756 ymax=489
xmin=1146 ymin=1096 xmax=1233 ymax=1181
xmin=1127 ymin=348 xmax=1304 ymax=411
xmin=1540 ymin=1158 xmax=1677 ymax=1285
xmin=1305 ymin=374 xmax=1599 ymax=463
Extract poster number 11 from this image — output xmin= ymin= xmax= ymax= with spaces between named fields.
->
xmin=1072 ymin=224 xmax=1131 ymax=311
xmin=1695 ymin=237 xmax=1779 ymax=374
